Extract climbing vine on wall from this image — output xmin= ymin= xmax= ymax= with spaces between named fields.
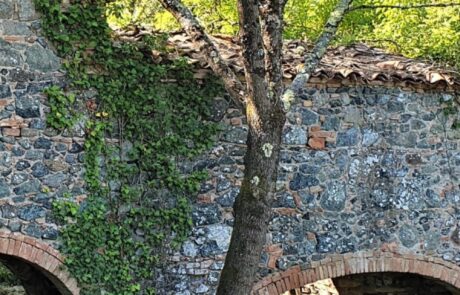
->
xmin=34 ymin=0 xmax=222 ymax=294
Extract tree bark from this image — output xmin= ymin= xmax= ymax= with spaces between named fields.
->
xmin=219 ymin=0 xmax=354 ymax=293
xmin=158 ymin=0 xmax=354 ymax=294
xmin=216 ymin=114 xmax=284 ymax=295
xmin=260 ymin=0 xmax=285 ymax=101
xmin=216 ymin=0 xmax=287 ymax=293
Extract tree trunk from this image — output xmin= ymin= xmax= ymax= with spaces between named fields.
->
xmin=217 ymin=0 xmax=286 ymax=293
xmin=157 ymin=0 xmax=354 ymax=293
xmin=217 ymin=102 xmax=285 ymax=294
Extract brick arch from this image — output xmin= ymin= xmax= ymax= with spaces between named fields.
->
xmin=252 ymin=251 xmax=460 ymax=295
xmin=0 ymin=231 xmax=79 ymax=295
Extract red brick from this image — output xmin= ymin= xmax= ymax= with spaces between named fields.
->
xmin=3 ymin=36 xmax=25 ymax=43
xmin=267 ymin=255 xmax=277 ymax=269
xmin=267 ymin=284 xmax=278 ymax=295
xmin=291 ymin=273 xmax=300 ymax=289
xmin=0 ymin=116 xmax=27 ymax=128
xmin=283 ymin=276 xmax=292 ymax=290
xmin=18 ymin=242 xmax=31 ymax=260
xmin=2 ymin=128 xmax=21 ymax=137
xmin=274 ymin=280 xmax=283 ymax=293
xmin=309 ymin=125 xmax=321 ymax=132
xmin=13 ymin=240 xmax=22 ymax=256
xmin=309 ymin=130 xmax=335 ymax=138
xmin=0 ymin=238 xmax=8 ymax=252
xmin=308 ymin=137 xmax=325 ymax=150
xmin=6 ymin=239 xmax=15 ymax=255
xmin=274 ymin=208 xmax=298 ymax=216
xmin=230 ymin=117 xmax=242 ymax=126
xmin=24 ymin=236 xmax=37 ymax=247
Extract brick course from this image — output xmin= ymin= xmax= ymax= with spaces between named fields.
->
xmin=0 ymin=231 xmax=78 ymax=294
xmin=252 ymin=251 xmax=460 ymax=294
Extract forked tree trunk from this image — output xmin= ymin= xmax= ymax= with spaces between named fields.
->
xmin=216 ymin=0 xmax=286 ymax=292
xmin=158 ymin=0 xmax=354 ymax=294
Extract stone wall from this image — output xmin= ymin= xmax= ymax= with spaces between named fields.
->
xmin=163 ymin=82 xmax=460 ymax=294
xmin=0 ymin=0 xmax=85 ymax=245
xmin=2 ymin=2 xmax=460 ymax=294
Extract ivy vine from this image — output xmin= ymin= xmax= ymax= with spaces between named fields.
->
xmin=34 ymin=0 xmax=222 ymax=294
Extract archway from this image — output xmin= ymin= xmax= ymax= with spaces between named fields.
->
xmin=252 ymin=251 xmax=460 ymax=295
xmin=0 ymin=231 xmax=79 ymax=295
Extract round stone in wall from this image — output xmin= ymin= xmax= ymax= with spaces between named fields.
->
xmin=451 ymin=226 xmax=460 ymax=245
xmin=320 ymin=181 xmax=347 ymax=211
xmin=399 ymin=224 xmax=418 ymax=248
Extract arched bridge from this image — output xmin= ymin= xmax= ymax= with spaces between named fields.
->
xmin=1 ymin=1 xmax=460 ymax=294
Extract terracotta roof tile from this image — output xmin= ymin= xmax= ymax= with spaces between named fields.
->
xmin=121 ymin=31 xmax=460 ymax=89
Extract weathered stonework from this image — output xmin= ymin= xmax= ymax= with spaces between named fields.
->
xmin=1 ymin=1 xmax=82 ymax=293
xmin=0 ymin=0 xmax=85 ymax=242
xmin=2 ymin=2 xmax=460 ymax=295
xmin=163 ymin=82 xmax=460 ymax=294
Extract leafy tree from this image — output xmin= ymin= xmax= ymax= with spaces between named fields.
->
xmin=151 ymin=0 xmax=460 ymax=294
xmin=108 ymin=0 xmax=460 ymax=68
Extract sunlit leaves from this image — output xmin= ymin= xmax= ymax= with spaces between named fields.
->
xmin=106 ymin=0 xmax=460 ymax=68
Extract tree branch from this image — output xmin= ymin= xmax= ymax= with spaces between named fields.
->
xmin=260 ymin=0 xmax=285 ymax=103
xmin=283 ymin=0 xmax=354 ymax=110
xmin=350 ymin=2 xmax=460 ymax=11
xmin=157 ymin=0 xmax=246 ymax=107
xmin=237 ymin=0 xmax=266 ymax=92
xmin=235 ymin=0 xmax=271 ymax=133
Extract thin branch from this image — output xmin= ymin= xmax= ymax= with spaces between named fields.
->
xmin=235 ymin=0 xmax=269 ymax=131
xmin=283 ymin=0 xmax=354 ymax=109
xmin=350 ymin=2 xmax=460 ymax=11
xmin=157 ymin=0 xmax=246 ymax=107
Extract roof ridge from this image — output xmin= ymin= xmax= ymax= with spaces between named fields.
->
xmin=116 ymin=30 xmax=460 ymax=89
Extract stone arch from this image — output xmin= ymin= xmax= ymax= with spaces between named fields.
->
xmin=0 ymin=231 xmax=79 ymax=295
xmin=252 ymin=251 xmax=460 ymax=295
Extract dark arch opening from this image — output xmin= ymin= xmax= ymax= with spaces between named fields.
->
xmin=0 ymin=254 xmax=61 ymax=295
xmin=289 ymin=272 xmax=460 ymax=295
xmin=333 ymin=272 xmax=460 ymax=295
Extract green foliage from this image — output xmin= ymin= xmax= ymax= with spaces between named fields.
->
xmin=34 ymin=0 xmax=222 ymax=294
xmin=0 ymin=264 xmax=20 ymax=286
xmin=44 ymin=86 xmax=80 ymax=130
xmin=106 ymin=0 xmax=460 ymax=69
xmin=343 ymin=0 xmax=460 ymax=69
xmin=441 ymin=95 xmax=460 ymax=129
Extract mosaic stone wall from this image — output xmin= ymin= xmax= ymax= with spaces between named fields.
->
xmin=2 ymin=2 xmax=460 ymax=294
xmin=0 ymin=0 xmax=85 ymax=245
xmin=163 ymin=84 xmax=460 ymax=294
